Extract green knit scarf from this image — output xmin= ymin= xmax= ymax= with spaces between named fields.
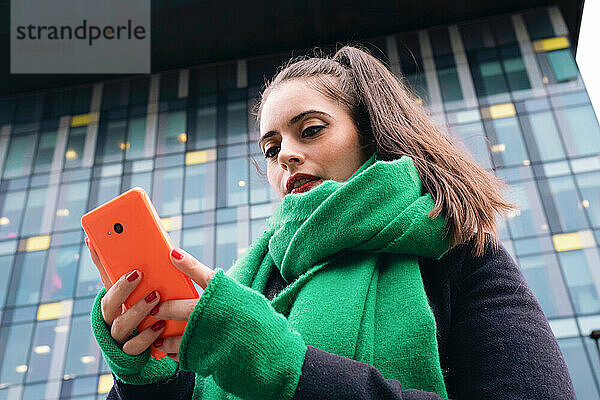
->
xmin=193 ymin=151 xmax=450 ymax=398
xmin=91 ymin=151 xmax=451 ymax=399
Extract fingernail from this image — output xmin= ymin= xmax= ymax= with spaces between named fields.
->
xmin=171 ymin=248 xmax=184 ymax=260
xmin=85 ymin=237 xmax=89 ymax=247
xmin=167 ymin=353 xmax=177 ymax=357
xmin=153 ymin=338 xmax=164 ymax=347
xmin=127 ymin=271 xmax=139 ymax=282
xmin=149 ymin=304 xmax=160 ymax=315
xmin=151 ymin=320 xmax=166 ymax=331
xmin=145 ymin=291 xmax=157 ymax=303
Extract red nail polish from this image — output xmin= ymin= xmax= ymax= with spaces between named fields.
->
xmin=85 ymin=237 xmax=89 ymax=247
xmin=171 ymin=249 xmax=184 ymax=260
xmin=145 ymin=291 xmax=157 ymax=303
xmin=127 ymin=271 xmax=139 ymax=282
xmin=151 ymin=320 xmax=166 ymax=331
xmin=167 ymin=353 xmax=177 ymax=357
xmin=149 ymin=304 xmax=160 ymax=315
xmin=153 ymin=338 xmax=164 ymax=347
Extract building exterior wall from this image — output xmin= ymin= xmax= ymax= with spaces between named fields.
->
xmin=0 ymin=5 xmax=598 ymax=399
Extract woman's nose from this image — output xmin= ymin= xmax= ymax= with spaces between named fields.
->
xmin=278 ymin=145 xmax=304 ymax=170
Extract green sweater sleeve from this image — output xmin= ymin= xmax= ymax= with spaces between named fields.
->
xmin=90 ymin=287 xmax=179 ymax=385
xmin=178 ymin=268 xmax=308 ymax=400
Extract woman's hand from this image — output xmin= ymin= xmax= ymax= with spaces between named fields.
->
xmin=86 ymin=237 xmax=168 ymax=356
xmin=148 ymin=247 xmax=216 ymax=361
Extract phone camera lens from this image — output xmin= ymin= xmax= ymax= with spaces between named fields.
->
xmin=114 ymin=223 xmax=123 ymax=234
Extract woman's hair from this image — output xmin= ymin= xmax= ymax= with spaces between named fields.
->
xmin=250 ymin=44 xmax=517 ymax=257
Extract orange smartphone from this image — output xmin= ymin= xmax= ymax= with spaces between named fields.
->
xmin=81 ymin=187 xmax=199 ymax=359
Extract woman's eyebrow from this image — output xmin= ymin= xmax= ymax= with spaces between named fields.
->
xmin=258 ymin=110 xmax=331 ymax=147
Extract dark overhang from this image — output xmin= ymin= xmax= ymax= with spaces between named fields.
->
xmin=0 ymin=0 xmax=585 ymax=96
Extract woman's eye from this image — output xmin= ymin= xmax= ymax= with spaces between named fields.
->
xmin=302 ymin=125 xmax=325 ymax=137
xmin=264 ymin=146 xmax=279 ymax=159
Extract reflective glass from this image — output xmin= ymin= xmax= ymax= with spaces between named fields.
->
xmin=220 ymin=158 xmax=248 ymax=207
xmin=182 ymin=225 xmax=215 ymax=272
xmin=21 ymin=380 xmax=53 ymax=400
xmin=504 ymin=180 xmax=550 ymax=238
xmin=558 ymin=248 xmax=600 ymax=314
xmin=459 ymin=21 xmax=495 ymax=50
xmin=575 ymin=172 xmax=600 ymax=227
xmin=226 ymin=100 xmax=247 ymax=145
xmin=41 ymin=244 xmax=79 ymax=302
xmin=88 ymin=177 xmax=121 ymax=209
xmin=125 ymin=116 xmax=148 ymax=160
xmin=63 ymin=127 xmax=86 ymax=170
xmin=518 ymin=253 xmax=573 ymax=318
xmin=3 ymin=134 xmax=37 ymax=179
xmin=469 ymin=49 xmax=508 ymax=97
xmin=33 ymin=129 xmax=58 ymax=174
xmin=26 ymin=319 xmax=69 ymax=383
xmin=0 ymin=254 xmax=14 ymax=309
xmin=554 ymin=105 xmax=600 ymax=157
xmin=63 ymin=315 xmax=100 ymax=377
xmin=215 ymin=221 xmax=248 ymax=272
xmin=95 ymin=119 xmax=126 ymax=164
xmin=558 ymin=338 xmax=600 ymax=400
xmin=191 ymin=105 xmax=217 ymax=150
xmin=0 ymin=322 xmax=35 ymax=385
xmin=500 ymin=45 xmax=531 ymax=92
xmin=448 ymin=122 xmax=492 ymax=169
xmin=523 ymin=9 xmax=554 ymax=40
xmin=0 ymin=190 xmax=27 ymax=240
xmin=435 ymin=55 xmax=463 ymax=103
xmin=519 ymin=111 xmax=565 ymax=162
xmin=156 ymin=111 xmax=186 ymax=155
xmin=152 ymin=167 xmax=183 ymax=216
xmin=6 ymin=250 xmax=48 ymax=307
xmin=75 ymin=245 xmax=102 ymax=298
xmin=53 ymin=181 xmax=90 ymax=232
xmin=539 ymin=176 xmax=589 ymax=232
xmin=485 ymin=117 xmax=529 ymax=167
xmin=122 ymin=172 xmax=152 ymax=195
xmin=21 ymin=186 xmax=56 ymax=237
xmin=547 ymin=49 xmax=579 ymax=83
xmin=184 ymin=162 xmax=216 ymax=213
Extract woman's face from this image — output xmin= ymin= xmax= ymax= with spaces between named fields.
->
xmin=259 ymin=79 xmax=371 ymax=199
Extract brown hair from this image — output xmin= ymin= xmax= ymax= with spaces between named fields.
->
xmin=250 ymin=44 xmax=517 ymax=257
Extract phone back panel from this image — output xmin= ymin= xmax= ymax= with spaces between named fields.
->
xmin=81 ymin=187 xmax=199 ymax=356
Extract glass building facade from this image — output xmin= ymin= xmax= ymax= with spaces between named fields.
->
xmin=0 ymin=5 xmax=599 ymax=399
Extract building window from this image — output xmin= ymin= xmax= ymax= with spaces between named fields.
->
xmin=554 ymin=105 xmax=600 ymax=158
xmin=547 ymin=49 xmax=579 ymax=83
xmin=3 ymin=133 xmax=37 ymax=179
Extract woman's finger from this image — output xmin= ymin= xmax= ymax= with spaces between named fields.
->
xmin=169 ymin=247 xmax=216 ymax=290
xmin=151 ymin=299 xmax=198 ymax=321
xmin=100 ymin=269 xmax=143 ymax=325
xmin=122 ymin=320 xmax=167 ymax=356
xmin=152 ymin=335 xmax=182 ymax=355
xmin=111 ymin=290 xmax=161 ymax=344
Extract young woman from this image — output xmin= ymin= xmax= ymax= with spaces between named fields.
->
xmin=89 ymin=45 xmax=576 ymax=399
